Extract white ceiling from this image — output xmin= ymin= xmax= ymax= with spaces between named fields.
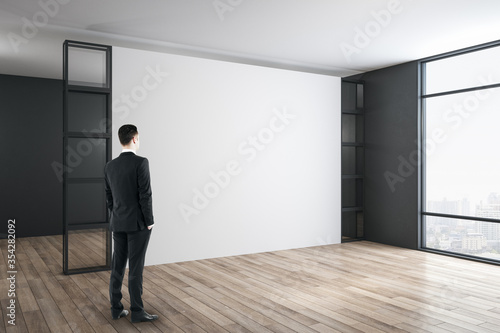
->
xmin=1 ymin=0 xmax=500 ymax=79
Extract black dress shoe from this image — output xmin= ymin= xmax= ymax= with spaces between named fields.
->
xmin=131 ymin=311 xmax=158 ymax=323
xmin=112 ymin=309 xmax=129 ymax=320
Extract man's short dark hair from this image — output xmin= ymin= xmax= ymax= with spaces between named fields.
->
xmin=118 ymin=124 xmax=138 ymax=145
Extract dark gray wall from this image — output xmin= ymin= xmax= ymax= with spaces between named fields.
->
xmin=1 ymin=74 xmax=63 ymax=237
xmin=347 ymin=61 xmax=420 ymax=249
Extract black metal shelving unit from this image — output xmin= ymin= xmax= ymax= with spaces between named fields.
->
xmin=63 ymin=40 xmax=112 ymax=274
xmin=341 ymin=80 xmax=365 ymax=242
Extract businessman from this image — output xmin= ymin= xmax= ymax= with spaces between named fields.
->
xmin=104 ymin=124 xmax=158 ymax=323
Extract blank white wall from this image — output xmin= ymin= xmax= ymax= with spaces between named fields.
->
xmin=112 ymin=47 xmax=341 ymax=265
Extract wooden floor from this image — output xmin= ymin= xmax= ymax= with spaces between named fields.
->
xmin=1 ymin=237 xmax=500 ymax=333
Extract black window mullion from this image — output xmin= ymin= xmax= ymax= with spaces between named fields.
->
xmin=422 ymin=82 xmax=500 ymax=99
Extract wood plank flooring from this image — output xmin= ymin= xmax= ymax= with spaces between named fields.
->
xmin=66 ymin=229 xmax=108 ymax=271
xmin=1 ymin=236 xmax=500 ymax=332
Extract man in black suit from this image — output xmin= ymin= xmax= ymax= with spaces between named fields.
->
xmin=104 ymin=124 xmax=158 ymax=323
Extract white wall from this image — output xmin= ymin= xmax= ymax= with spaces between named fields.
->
xmin=113 ymin=47 xmax=341 ymax=265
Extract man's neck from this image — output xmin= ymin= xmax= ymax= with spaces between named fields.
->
xmin=122 ymin=148 xmax=136 ymax=154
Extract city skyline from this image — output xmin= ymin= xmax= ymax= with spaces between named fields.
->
xmin=426 ymin=192 xmax=500 ymax=260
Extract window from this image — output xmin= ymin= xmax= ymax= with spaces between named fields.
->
xmin=421 ymin=43 xmax=500 ymax=263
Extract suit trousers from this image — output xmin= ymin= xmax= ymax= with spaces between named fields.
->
xmin=109 ymin=228 xmax=151 ymax=317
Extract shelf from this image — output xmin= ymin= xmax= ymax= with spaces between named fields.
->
xmin=342 ymin=174 xmax=363 ymax=179
xmin=341 ymin=142 xmax=364 ymax=147
xmin=65 ymin=132 xmax=112 ymax=139
xmin=342 ymin=207 xmax=364 ymax=212
xmin=341 ymin=109 xmax=364 ymax=115
xmin=341 ymin=80 xmax=365 ymax=242
xmin=67 ymin=84 xmax=111 ymax=93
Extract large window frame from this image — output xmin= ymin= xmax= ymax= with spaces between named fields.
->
xmin=420 ymin=40 xmax=500 ymax=265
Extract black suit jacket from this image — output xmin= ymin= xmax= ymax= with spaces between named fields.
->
xmin=104 ymin=152 xmax=154 ymax=232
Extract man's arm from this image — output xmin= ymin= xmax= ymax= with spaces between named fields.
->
xmin=104 ymin=166 xmax=113 ymax=213
xmin=138 ymin=158 xmax=154 ymax=228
